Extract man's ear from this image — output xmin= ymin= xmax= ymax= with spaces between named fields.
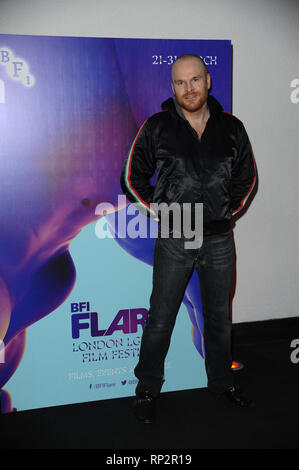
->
xmin=207 ymin=73 xmax=211 ymax=91
xmin=171 ymin=81 xmax=175 ymax=95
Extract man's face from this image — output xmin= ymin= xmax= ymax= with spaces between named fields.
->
xmin=171 ymin=58 xmax=211 ymax=113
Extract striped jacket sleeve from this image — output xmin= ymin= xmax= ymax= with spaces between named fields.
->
xmin=120 ymin=119 xmax=157 ymax=217
xmin=232 ymin=124 xmax=257 ymax=216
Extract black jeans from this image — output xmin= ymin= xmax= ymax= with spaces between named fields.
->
xmin=135 ymin=229 xmax=235 ymax=397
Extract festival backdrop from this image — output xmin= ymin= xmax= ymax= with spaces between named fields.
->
xmin=0 ymin=34 xmax=231 ymax=413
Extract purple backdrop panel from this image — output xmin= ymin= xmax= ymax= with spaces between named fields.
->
xmin=0 ymin=35 xmax=231 ymax=412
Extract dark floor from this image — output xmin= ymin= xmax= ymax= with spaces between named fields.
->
xmin=1 ymin=332 xmax=299 ymax=451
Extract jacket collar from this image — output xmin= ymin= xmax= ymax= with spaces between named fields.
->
xmin=161 ymin=94 xmax=223 ymax=120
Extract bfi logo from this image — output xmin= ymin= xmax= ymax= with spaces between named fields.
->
xmin=0 ymin=48 xmax=35 ymax=87
xmin=71 ymin=302 xmax=148 ymax=339
xmin=0 ymin=47 xmax=35 ymax=104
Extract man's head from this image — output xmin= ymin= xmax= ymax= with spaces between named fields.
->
xmin=171 ymin=54 xmax=211 ymax=114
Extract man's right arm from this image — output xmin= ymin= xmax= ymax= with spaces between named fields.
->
xmin=120 ymin=119 xmax=157 ymax=218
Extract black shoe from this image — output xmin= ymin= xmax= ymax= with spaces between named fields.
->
xmin=222 ymin=386 xmax=255 ymax=408
xmin=133 ymin=392 xmax=156 ymax=424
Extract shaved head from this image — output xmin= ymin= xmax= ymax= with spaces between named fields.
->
xmin=171 ymin=54 xmax=208 ymax=83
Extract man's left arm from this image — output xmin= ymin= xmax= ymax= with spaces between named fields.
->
xmin=232 ymin=124 xmax=257 ymax=216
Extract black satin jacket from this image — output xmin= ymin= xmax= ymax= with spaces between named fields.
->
xmin=121 ymin=94 xmax=256 ymax=235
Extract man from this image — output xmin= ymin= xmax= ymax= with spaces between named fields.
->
xmin=120 ymin=54 xmax=256 ymax=424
